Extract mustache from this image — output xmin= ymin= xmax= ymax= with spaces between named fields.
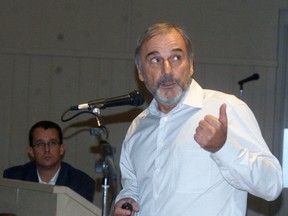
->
xmin=157 ymin=74 xmax=176 ymax=86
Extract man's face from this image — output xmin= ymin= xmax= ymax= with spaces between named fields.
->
xmin=28 ymin=128 xmax=65 ymax=170
xmin=137 ymin=29 xmax=193 ymax=112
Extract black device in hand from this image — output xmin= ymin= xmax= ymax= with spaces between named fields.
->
xmin=121 ymin=203 xmax=133 ymax=215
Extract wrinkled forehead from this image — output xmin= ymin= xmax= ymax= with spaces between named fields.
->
xmin=140 ymin=29 xmax=187 ymax=56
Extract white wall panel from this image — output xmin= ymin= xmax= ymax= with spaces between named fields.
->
xmin=9 ymin=55 xmax=31 ymax=166
xmin=0 ymin=0 xmax=131 ymax=53
xmin=0 ymin=55 xmax=14 ymax=172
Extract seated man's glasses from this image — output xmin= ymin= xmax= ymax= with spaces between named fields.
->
xmin=32 ymin=139 xmax=60 ymax=149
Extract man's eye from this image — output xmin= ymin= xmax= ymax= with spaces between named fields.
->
xmin=36 ymin=142 xmax=45 ymax=147
xmin=151 ymin=58 xmax=160 ymax=63
xmin=49 ymin=140 xmax=58 ymax=145
xmin=172 ymin=55 xmax=181 ymax=61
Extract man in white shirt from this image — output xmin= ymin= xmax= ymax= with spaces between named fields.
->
xmin=113 ymin=23 xmax=283 ymax=216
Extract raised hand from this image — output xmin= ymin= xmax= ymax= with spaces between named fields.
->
xmin=194 ymin=104 xmax=228 ymax=153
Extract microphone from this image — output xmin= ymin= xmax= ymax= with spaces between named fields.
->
xmin=238 ymin=73 xmax=260 ymax=85
xmin=121 ymin=203 xmax=133 ymax=215
xmin=70 ymin=90 xmax=145 ymax=110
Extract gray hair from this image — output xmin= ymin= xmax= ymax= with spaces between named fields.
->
xmin=134 ymin=23 xmax=194 ymax=71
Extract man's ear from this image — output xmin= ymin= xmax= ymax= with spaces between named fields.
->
xmin=27 ymin=147 xmax=34 ymax=158
xmin=137 ymin=66 xmax=144 ymax=82
xmin=190 ymin=64 xmax=194 ymax=77
xmin=60 ymin=143 xmax=65 ymax=156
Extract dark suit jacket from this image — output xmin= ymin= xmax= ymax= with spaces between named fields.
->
xmin=3 ymin=161 xmax=95 ymax=202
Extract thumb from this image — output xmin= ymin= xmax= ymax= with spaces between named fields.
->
xmin=219 ymin=103 xmax=227 ymax=125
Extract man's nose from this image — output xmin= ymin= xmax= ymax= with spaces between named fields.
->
xmin=162 ymin=60 xmax=172 ymax=74
xmin=44 ymin=143 xmax=50 ymax=151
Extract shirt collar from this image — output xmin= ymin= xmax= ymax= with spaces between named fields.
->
xmin=182 ymin=79 xmax=203 ymax=108
xmin=37 ymin=166 xmax=61 ymax=185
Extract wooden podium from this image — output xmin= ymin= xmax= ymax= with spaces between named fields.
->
xmin=0 ymin=178 xmax=101 ymax=216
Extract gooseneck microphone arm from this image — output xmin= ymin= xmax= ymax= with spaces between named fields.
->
xmin=238 ymin=73 xmax=260 ymax=99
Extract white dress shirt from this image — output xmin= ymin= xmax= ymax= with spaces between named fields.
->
xmin=37 ymin=166 xmax=60 ymax=185
xmin=116 ymin=80 xmax=283 ymax=216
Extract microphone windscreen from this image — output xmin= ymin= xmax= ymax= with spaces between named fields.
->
xmin=129 ymin=90 xmax=145 ymax=106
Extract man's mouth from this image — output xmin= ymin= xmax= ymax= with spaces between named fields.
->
xmin=44 ymin=155 xmax=52 ymax=160
xmin=160 ymin=81 xmax=176 ymax=89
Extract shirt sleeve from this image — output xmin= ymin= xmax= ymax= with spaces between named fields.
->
xmin=211 ymin=103 xmax=283 ymax=201
xmin=115 ymin=133 xmax=139 ymax=204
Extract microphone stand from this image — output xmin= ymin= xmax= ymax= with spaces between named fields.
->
xmin=91 ymin=107 xmax=117 ymax=216
xmin=239 ymin=84 xmax=244 ymax=100
xmin=96 ymin=141 xmax=117 ymax=216
xmin=61 ymin=105 xmax=119 ymax=216
xmin=238 ymin=73 xmax=260 ymax=100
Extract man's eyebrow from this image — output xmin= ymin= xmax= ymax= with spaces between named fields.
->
xmin=171 ymin=48 xmax=184 ymax=53
xmin=146 ymin=51 xmax=159 ymax=58
xmin=146 ymin=48 xmax=184 ymax=59
xmin=34 ymin=138 xmax=58 ymax=142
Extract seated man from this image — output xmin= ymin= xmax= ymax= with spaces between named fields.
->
xmin=3 ymin=120 xmax=95 ymax=202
